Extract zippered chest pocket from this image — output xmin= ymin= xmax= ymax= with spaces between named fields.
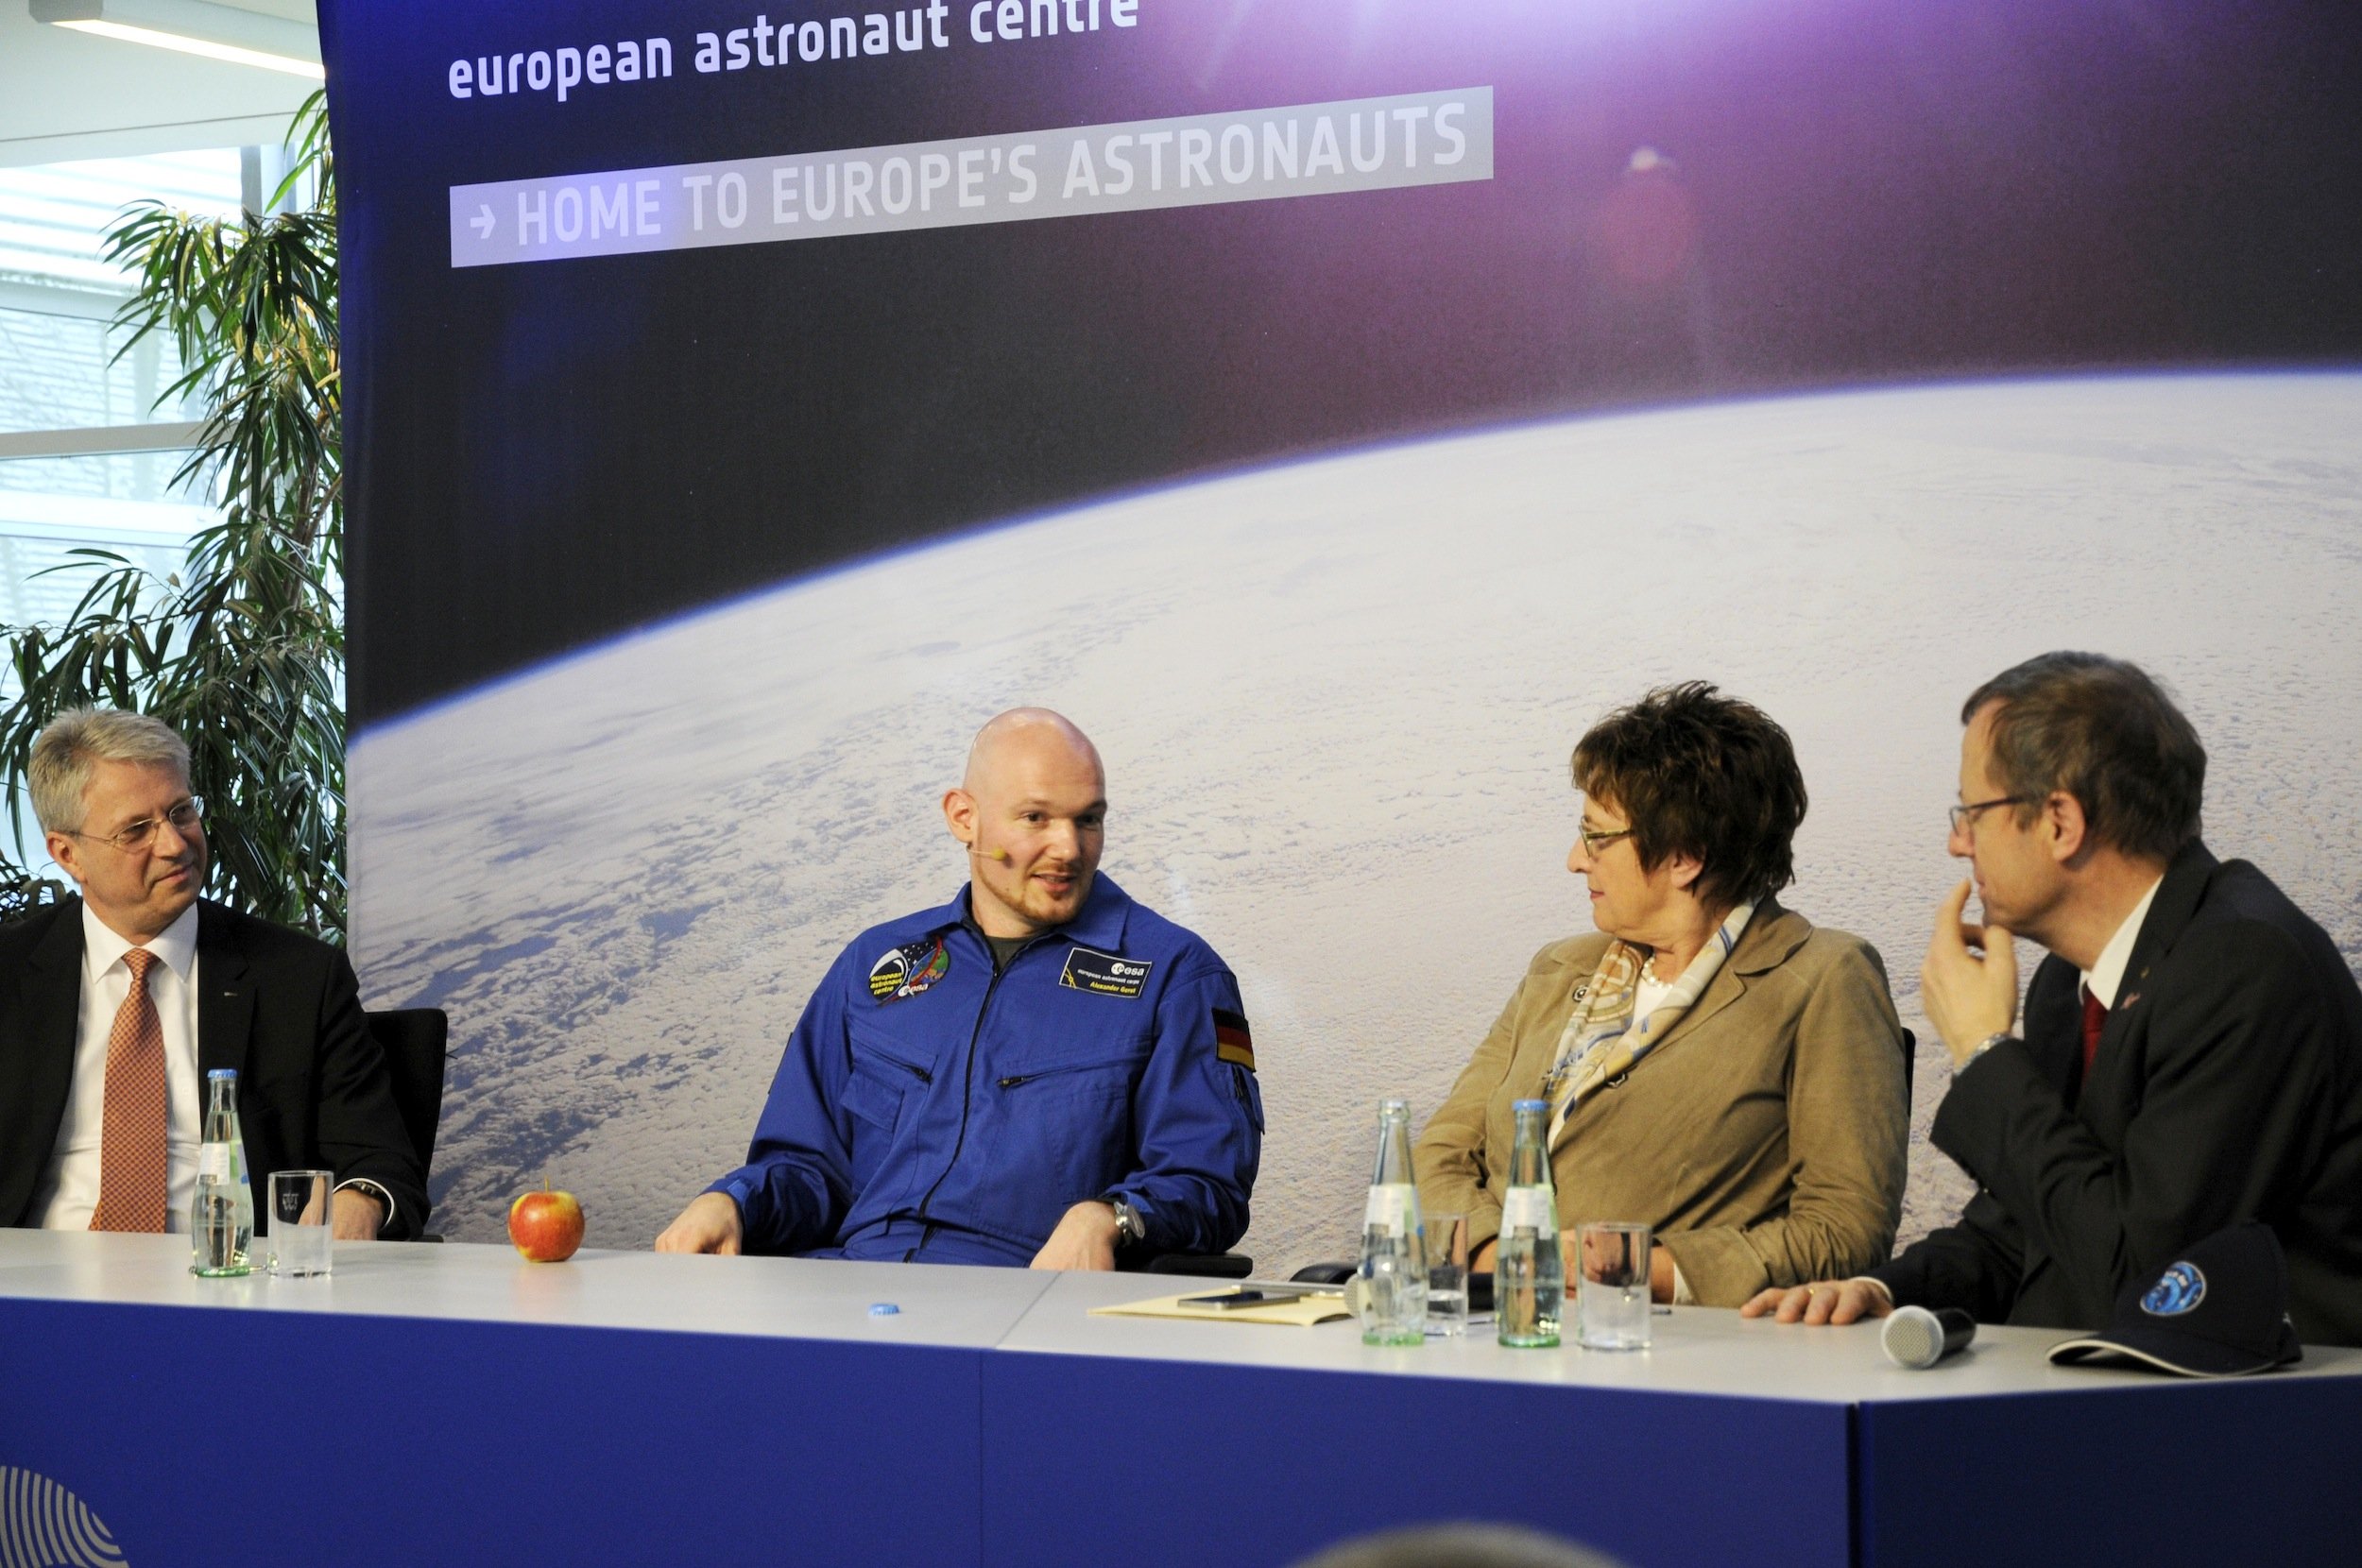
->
xmin=994 ymin=1050 xmax=1144 ymax=1103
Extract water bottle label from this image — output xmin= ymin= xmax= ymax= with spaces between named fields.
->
xmin=197 ymin=1143 xmax=231 ymax=1180
xmin=1362 ymin=1184 xmax=1414 ymax=1234
xmin=1501 ymin=1186 xmax=1556 ymax=1233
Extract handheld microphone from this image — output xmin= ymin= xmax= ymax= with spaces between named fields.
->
xmin=1882 ymin=1305 xmax=1977 ymax=1369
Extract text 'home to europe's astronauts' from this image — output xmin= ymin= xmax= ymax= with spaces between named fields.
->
xmin=448 ymin=88 xmax=1494 ymax=269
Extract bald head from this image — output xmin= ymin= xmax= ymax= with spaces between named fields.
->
xmin=945 ymin=709 xmax=1108 ymax=938
xmin=962 ymin=707 xmax=1104 ymax=795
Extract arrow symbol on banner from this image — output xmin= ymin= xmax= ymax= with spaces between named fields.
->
xmin=471 ymin=204 xmax=495 ymax=239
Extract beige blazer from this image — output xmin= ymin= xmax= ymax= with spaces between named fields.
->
xmin=1415 ymin=900 xmax=1907 ymax=1306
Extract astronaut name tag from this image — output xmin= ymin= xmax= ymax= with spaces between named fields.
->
xmin=1060 ymin=946 xmax=1152 ymax=998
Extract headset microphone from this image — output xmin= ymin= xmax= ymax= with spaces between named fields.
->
xmin=966 ymin=844 xmax=1010 ymax=862
xmin=1882 ymin=1305 xmax=1977 ymax=1369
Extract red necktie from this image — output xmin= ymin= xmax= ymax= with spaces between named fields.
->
xmin=2080 ymin=988 xmax=2109 ymax=1079
xmin=89 ymin=947 xmax=169 ymax=1233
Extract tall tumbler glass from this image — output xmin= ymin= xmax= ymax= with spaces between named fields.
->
xmin=1425 ymin=1212 xmax=1469 ymax=1337
xmin=1575 ymin=1220 xmax=1652 ymax=1351
xmin=268 ymin=1169 xmax=335 ymax=1278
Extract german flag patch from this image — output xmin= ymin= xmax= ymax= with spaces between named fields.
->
xmin=1213 ymin=1007 xmax=1256 ymax=1072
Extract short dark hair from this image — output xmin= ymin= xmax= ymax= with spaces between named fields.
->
xmin=1961 ymin=652 xmax=2204 ymax=861
xmin=1570 ymin=682 xmax=1806 ymax=911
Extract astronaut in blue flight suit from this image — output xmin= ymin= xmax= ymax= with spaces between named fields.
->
xmin=656 ymin=708 xmax=1262 ymax=1269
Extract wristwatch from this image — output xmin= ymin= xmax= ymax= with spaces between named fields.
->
xmin=1104 ymin=1195 xmax=1146 ymax=1249
xmin=1959 ymin=1031 xmax=2015 ymax=1072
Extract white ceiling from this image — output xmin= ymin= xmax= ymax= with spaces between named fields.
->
xmin=0 ymin=0 xmax=320 ymax=170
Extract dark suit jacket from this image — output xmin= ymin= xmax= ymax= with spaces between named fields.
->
xmin=1876 ymin=842 xmax=2362 ymax=1344
xmin=0 ymin=897 xmax=428 ymax=1238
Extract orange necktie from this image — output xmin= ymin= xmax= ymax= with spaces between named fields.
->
xmin=89 ymin=947 xmax=168 ymax=1233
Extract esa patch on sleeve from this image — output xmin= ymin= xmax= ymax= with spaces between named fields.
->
xmin=1059 ymin=946 xmax=1152 ymax=997
xmin=1213 ymin=1007 xmax=1256 ymax=1071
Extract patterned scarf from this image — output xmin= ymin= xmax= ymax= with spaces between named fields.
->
xmin=1544 ymin=900 xmax=1756 ymax=1145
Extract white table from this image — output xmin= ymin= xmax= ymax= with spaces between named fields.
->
xmin=3 ymin=1233 xmax=2354 ymax=1568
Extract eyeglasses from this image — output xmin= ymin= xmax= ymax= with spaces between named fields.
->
xmin=1577 ymin=825 xmax=1637 ymax=856
xmin=1947 ymin=795 xmax=2024 ymax=835
xmin=68 ymin=795 xmax=205 ymax=854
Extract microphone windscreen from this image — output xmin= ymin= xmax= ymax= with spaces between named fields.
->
xmin=1882 ymin=1304 xmax=1968 ymax=1370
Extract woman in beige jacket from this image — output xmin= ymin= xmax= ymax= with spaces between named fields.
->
xmin=1416 ymin=683 xmax=1908 ymax=1308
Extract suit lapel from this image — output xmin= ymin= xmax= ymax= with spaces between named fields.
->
xmin=2084 ymin=841 xmax=2215 ymax=1111
xmin=2023 ymin=955 xmax=2085 ymax=1103
xmin=1642 ymin=904 xmax=1807 ymax=1055
xmin=196 ymin=902 xmax=255 ymax=1080
xmin=12 ymin=903 xmax=90 ymax=1179
xmin=1656 ymin=959 xmax=1747 ymax=1052
xmin=2110 ymin=842 xmax=2214 ymax=1014
xmin=1565 ymin=905 xmax=1806 ymax=1116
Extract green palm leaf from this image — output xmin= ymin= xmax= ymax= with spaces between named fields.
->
xmin=0 ymin=92 xmax=347 ymax=938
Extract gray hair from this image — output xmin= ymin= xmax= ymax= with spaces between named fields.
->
xmin=1291 ymin=1525 xmax=1628 ymax=1568
xmin=28 ymin=708 xmax=191 ymax=834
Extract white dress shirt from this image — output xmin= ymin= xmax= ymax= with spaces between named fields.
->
xmin=2081 ymin=876 xmax=2163 ymax=1009
xmin=31 ymin=903 xmax=203 ymax=1232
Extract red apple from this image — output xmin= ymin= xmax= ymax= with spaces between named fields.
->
xmin=508 ymin=1184 xmax=585 ymax=1262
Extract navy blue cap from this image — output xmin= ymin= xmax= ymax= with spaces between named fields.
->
xmin=2047 ymin=1220 xmax=2303 ymax=1378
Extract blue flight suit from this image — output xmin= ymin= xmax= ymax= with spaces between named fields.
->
xmin=710 ymin=875 xmax=1263 ymax=1265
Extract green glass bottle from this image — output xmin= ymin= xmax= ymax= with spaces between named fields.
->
xmin=1496 ymin=1099 xmax=1563 ymax=1347
xmin=189 ymin=1068 xmax=254 ymax=1277
xmin=1357 ymin=1099 xmax=1428 ymax=1346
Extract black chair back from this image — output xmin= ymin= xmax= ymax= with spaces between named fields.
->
xmin=366 ymin=1008 xmax=450 ymax=1182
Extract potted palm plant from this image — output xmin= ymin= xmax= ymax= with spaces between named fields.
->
xmin=0 ymin=93 xmax=346 ymax=938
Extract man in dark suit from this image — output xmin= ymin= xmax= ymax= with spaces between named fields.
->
xmin=0 ymin=709 xmax=425 ymax=1239
xmin=1744 ymin=653 xmax=2362 ymax=1344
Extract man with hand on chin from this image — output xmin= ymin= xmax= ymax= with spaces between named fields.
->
xmin=657 ymin=708 xmax=1261 ymax=1269
xmin=0 ymin=709 xmax=425 ymax=1240
xmin=1741 ymin=654 xmax=2362 ymax=1343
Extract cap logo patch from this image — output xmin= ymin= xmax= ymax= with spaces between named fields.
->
xmin=2142 ymin=1262 xmax=2206 ymax=1317
xmin=868 ymin=937 xmax=950 ymax=1002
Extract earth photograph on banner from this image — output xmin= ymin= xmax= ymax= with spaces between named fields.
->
xmin=349 ymin=372 xmax=2362 ymax=1268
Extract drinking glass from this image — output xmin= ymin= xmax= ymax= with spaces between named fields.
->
xmin=1424 ymin=1212 xmax=1469 ymax=1337
xmin=268 ymin=1169 xmax=335 ymax=1278
xmin=1576 ymin=1219 xmax=1651 ymax=1351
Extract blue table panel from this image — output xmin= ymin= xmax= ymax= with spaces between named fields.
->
xmin=980 ymin=1352 xmax=1854 ymax=1568
xmin=1856 ymin=1375 xmax=2362 ymax=1568
xmin=0 ymin=1299 xmax=981 ymax=1567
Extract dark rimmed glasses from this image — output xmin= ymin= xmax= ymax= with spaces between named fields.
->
xmin=1947 ymin=795 xmax=2024 ymax=835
